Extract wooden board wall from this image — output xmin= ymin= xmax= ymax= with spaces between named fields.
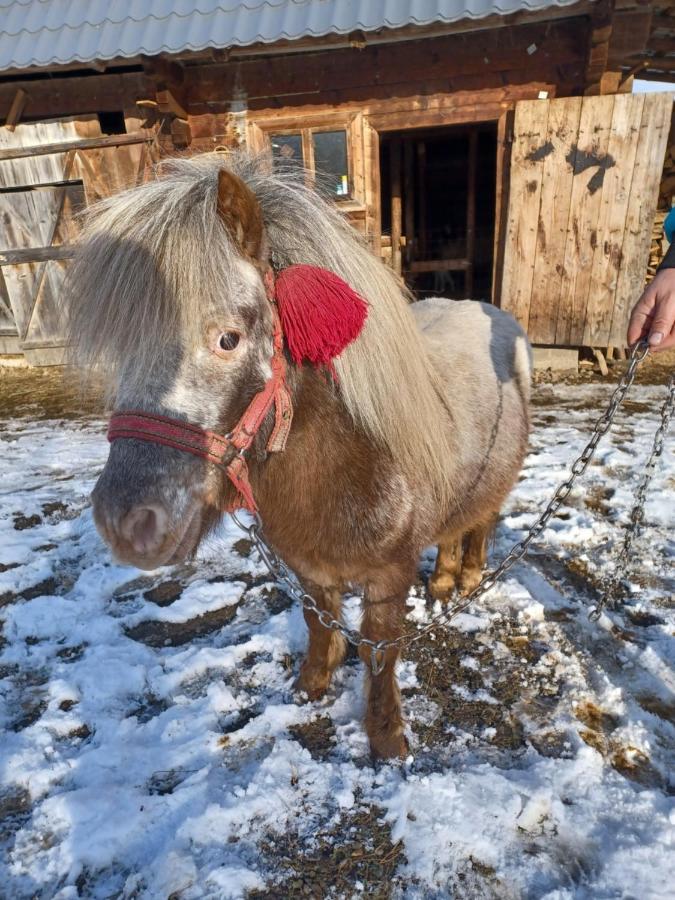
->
xmin=500 ymin=92 xmax=673 ymax=348
xmin=0 ymin=118 xmax=158 ymax=362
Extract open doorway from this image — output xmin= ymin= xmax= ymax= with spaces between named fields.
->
xmin=380 ymin=124 xmax=497 ymax=300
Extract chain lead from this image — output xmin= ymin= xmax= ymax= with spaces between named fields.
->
xmin=233 ymin=342 xmax=672 ymax=672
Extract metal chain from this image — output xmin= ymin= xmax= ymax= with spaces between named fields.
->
xmin=589 ymin=367 xmax=675 ymax=620
xmin=232 ymin=340 xmax=673 ymax=675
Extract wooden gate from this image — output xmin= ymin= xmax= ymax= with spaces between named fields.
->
xmin=0 ymin=118 xmax=156 ymax=364
xmin=500 ymin=92 xmax=673 ymax=348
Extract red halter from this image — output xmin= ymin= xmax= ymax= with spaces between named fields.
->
xmin=107 ymin=276 xmax=292 ymax=513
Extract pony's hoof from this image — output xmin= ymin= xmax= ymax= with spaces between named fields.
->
xmin=459 ymin=568 xmax=483 ymax=595
xmin=369 ymin=727 xmax=409 ymax=760
xmin=294 ymin=667 xmax=329 ymax=702
xmin=428 ymin=573 xmax=457 ymax=602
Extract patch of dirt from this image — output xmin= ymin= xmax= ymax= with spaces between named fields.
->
xmin=611 ymin=746 xmax=667 ymax=792
xmin=406 ymin=625 xmax=526 ymax=753
xmin=0 ymin=577 xmax=59 ymax=607
xmin=574 ymin=701 xmax=619 ymax=735
xmin=143 ymin=580 xmax=184 ymax=607
xmin=125 ymin=603 xmax=240 ymax=647
xmin=636 ymin=695 xmax=675 ymax=725
xmin=233 ymin=538 xmax=253 ymax=557
xmin=0 ymin=367 xmax=103 ymax=420
xmin=288 ymin=716 xmax=337 ymax=761
xmin=247 ymin=805 xmax=405 ymax=900
xmin=0 ymin=786 xmax=32 ymax=845
xmin=12 ymin=513 xmax=42 ymax=531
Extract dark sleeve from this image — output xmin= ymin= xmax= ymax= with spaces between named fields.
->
xmin=657 ymin=241 xmax=675 ymax=270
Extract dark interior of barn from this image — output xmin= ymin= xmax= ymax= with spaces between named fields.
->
xmin=380 ymin=124 xmax=497 ymax=301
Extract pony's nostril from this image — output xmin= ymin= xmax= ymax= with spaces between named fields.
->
xmin=120 ymin=505 xmax=167 ymax=556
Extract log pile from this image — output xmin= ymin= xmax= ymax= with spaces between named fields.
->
xmin=647 ymin=114 xmax=675 ymax=281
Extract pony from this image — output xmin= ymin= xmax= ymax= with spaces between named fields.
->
xmin=66 ymin=153 xmax=531 ymax=759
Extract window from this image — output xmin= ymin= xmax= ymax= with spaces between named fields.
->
xmin=313 ymin=131 xmax=350 ymax=198
xmin=269 ymin=128 xmax=351 ymax=200
xmin=270 ymin=133 xmax=304 ymax=168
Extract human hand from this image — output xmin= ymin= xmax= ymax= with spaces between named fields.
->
xmin=627 ymin=267 xmax=675 ymax=353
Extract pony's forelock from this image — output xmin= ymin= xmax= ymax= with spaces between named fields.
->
xmin=66 ymin=152 xmax=455 ymax=503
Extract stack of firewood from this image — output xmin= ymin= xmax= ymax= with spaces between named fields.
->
xmin=648 ymin=122 xmax=675 ymax=281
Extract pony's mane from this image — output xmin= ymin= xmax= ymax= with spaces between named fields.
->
xmin=66 ymin=152 xmax=455 ymax=503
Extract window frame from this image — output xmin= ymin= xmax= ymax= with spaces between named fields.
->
xmin=248 ymin=111 xmax=365 ymax=209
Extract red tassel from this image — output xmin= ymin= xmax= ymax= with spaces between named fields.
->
xmin=274 ymin=265 xmax=368 ymax=369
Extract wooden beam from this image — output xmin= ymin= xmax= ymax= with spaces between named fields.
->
xmin=0 ymin=131 xmax=153 ymax=161
xmin=465 ymin=129 xmax=478 ymax=298
xmin=0 ymin=71 xmax=153 ymax=121
xmin=4 ymin=88 xmax=28 ymax=132
xmin=409 ymin=258 xmax=470 ymax=273
xmin=390 ymin=139 xmax=402 ymax=276
xmin=584 ymin=0 xmax=616 ymax=94
xmin=0 ymin=246 xmax=76 ymax=266
xmin=156 ymin=88 xmax=189 ymax=120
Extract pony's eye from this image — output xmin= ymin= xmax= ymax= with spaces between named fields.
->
xmin=218 ymin=331 xmax=240 ymax=352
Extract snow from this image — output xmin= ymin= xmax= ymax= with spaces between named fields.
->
xmin=0 ymin=378 xmax=673 ymax=898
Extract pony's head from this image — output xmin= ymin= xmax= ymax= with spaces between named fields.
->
xmin=67 ymin=153 xmax=454 ymax=569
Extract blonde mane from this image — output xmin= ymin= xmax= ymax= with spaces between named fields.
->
xmin=67 ymin=152 xmax=455 ymax=503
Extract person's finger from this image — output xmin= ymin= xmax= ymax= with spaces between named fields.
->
xmin=646 ymin=294 xmax=675 ymax=352
xmin=627 ymin=288 xmax=657 ymax=345
xmin=649 ymin=323 xmax=675 ymax=353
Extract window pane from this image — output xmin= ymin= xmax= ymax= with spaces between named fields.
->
xmin=270 ymin=133 xmax=304 ymax=169
xmin=313 ymin=130 xmax=350 ymax=198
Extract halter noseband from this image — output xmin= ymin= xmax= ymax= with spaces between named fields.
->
xmin=107 ymin=272 xmax=292 ymax=513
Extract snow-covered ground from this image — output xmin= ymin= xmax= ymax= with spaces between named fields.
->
xmin=0 ymin=372 xmax=673 ymax=899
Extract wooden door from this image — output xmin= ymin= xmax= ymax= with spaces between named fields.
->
xmin=0 ymin=119 xmax=154 ymax=364
xmin=500 ymin=92 xmax=673 ymax=347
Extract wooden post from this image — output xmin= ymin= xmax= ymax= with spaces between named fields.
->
xmin=417 ymin=140 xmax=427 ymax=260
xmin=5 ymin=89 xmax=27 ymax=132
xmin=403 ymin=139 xmax=415 ymax=272
xmin=466 ymin=129 xmax=478 ymax=298
xmin=390 ymin=138 xmax=402 ymax=276
xmin=492 ymin=109 xmax=514 ymax=307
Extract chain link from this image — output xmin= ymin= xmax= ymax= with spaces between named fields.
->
xmin=232 ymin=341 xmax=673 ymax=673
xmin=589 ymin=366 xmax=675 ymax=620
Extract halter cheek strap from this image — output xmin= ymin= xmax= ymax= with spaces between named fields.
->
xmin=107 ymin=285 xmax=293 ymax=513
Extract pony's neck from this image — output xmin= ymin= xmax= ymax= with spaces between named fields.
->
xmin=247 ymin=367 xmax=384 ymax=571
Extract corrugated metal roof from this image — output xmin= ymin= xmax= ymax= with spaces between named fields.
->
xmin=0 ymin=0 xmax=591 ymax=72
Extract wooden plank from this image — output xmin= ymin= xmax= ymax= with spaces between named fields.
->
xmin=188 ymin=21 xmax=585 ymax=109
xmin=0 ymin=72 xmax=153 ymax=121
xmin=499 ymin=99 xmax=550 ymax=334
xmin=403 ymin=139 xmax=414 ymax=269
xmin=5 ymin=89 xmax=28 ymax=132
xmin=417 ymin=141 xmax=427 ymax=260
xmin=0 ymin=269 xmax=16 ymax=334
xmin=582 ymin=92 xmax=644 ymax=346
xmin=491 ymin=109 xmax=514 ymax=307
xmin=363 ymin=120 xmax=381 ymax=255
xmin=390 ymin=139 xmax=402 ymax=276
xmin=555 ymin=94 xmax=615 ymax=345
xmin=410 ymin=258 xmax=470 ymax=273
xmin=609 ymin=92 xmax=673 ymax=346
xmin=465 ymin=129 xmax=478 ymax=298
xmin=0 ymin=131 xmax=153 ymax=162
xmin=527 ymin=96 xmax=583 ymax=343
xmin=0 ymin=245 xmax=76 ymax=266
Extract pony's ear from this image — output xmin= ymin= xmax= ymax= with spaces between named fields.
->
xmin=216 ymin=169 xmax=266 ymax=262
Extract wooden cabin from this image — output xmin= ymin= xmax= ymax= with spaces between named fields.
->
xmin=0 ymin=0 xmax=673 ymax=365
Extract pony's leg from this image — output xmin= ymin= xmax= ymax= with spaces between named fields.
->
xmin=429 ymin=529 xmax=462 ymax=601
xmin=459 ymin=518 xmax=495 ymax=594
xmin=359 ymin=574 xmax=410 ymax=759
xmin=295 ymin=582 xmax=346 ymax=701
